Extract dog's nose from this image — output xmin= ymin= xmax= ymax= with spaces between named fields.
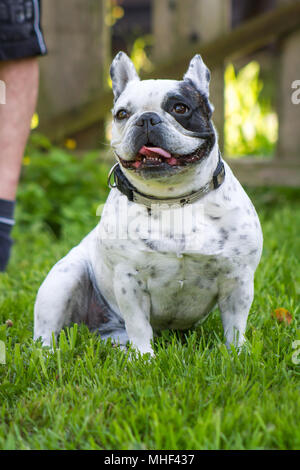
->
xmin=135 ymin=112 xmax=162 ymax=128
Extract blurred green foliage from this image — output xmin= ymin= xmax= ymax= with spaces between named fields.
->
xmin=224 ymin=61 xmax=278 ymax=158
xmin=18 ymin=134 xmax=109 ymax=237
xmin=130 ymin=35 xmax=154 ymax=74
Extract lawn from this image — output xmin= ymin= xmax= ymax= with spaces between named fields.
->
xmin=0 ymin=153 xmax=299 ymax=449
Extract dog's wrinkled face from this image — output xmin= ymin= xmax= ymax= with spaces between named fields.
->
xmin=110 ymin=52 xmax=216 ymax=180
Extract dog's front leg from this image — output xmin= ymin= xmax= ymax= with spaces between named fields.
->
xmin=114 ymin=263 xmax=153 ymax=356
xmin=218 ymin=274 xmax=254 ymax=350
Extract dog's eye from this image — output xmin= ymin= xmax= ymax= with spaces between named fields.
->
xmin=116 ymin=109 xmax=129 ymax=120
xmin=173 ymin=103 xmax=189 ymax=114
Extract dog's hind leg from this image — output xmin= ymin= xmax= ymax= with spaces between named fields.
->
xmin=85 ymin=269 xmax=129 ymax=347
xmin=34 ymin=245 xmax=92 ymax=346
xmin=34 ymin=244 xmax=129 ymax=348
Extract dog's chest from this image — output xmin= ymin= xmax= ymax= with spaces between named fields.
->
xmin=139 ymin=249 xmax=220 ymax=329
xmin=100 ymin=236 xmax=221 ymax=328
xmin=97 ymin=194 xmax=235 ymax=328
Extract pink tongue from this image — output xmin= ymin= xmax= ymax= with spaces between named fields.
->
xmin=139 ymin=146 xmax=172 ymax=159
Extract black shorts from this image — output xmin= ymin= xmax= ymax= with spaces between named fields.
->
xmin=0 ymin=0 xmax=47 ymax=61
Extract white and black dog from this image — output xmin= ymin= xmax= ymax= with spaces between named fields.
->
xmin=34 ymin=52 xmax=263 ymax=355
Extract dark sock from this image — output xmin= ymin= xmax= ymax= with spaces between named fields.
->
xmin=0 ymin=199 xmax=15 ymax=272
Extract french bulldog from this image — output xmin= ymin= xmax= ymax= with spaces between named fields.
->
xmin=34 ymin=52 xmax=263 ymax=356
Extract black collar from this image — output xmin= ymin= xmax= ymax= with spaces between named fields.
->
xmin=108 ymin=152 xmax=225 ymax=208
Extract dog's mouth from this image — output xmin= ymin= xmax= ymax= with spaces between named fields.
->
xmin=118 ymin=137 xmax=214 ymax=171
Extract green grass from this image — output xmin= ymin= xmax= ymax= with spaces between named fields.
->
xmin=0 ymin=182 xmax=299 ymax=450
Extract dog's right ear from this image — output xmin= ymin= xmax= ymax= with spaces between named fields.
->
xmin=110 ymin=52 xmax=140 ymax=102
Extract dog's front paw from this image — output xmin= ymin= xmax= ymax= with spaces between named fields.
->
xmin=127 ymin=343 xmax=155 ymax=362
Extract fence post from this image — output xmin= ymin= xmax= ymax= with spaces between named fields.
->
xmin=152 ymin=0 xmax=231 ymax=151
xmin=152 ymin=0 xmax=178 ymax=63
xmin=275 ymin=0 xmax=300 ymax=161
xmin=38 ymin=0 xmax=110 ymax=146
xmin=276 ymin=30 xmax=300 ymax=160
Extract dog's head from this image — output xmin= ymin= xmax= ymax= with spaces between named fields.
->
xmin=110 ymin=52 xmax=217 ymax=188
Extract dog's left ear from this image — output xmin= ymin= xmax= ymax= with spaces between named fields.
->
xmin=110 ymin=51 xmax=140 ymax=102
xmin=183 ymin=54 xmax=211 ymax=98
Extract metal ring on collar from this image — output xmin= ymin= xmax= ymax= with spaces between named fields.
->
xmin=107 ymin=163 xmax=119 ymax=189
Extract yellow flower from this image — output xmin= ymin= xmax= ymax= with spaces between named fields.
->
xmin=64 ymin=138 xmax=77 ymax=150
xmin=31 ymin=113 xmax=39 ymax=130
xmin=112 ymin=5 xmax=124 ymax=19
xmin=23 ymin=156 xmax=31 ymax=166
